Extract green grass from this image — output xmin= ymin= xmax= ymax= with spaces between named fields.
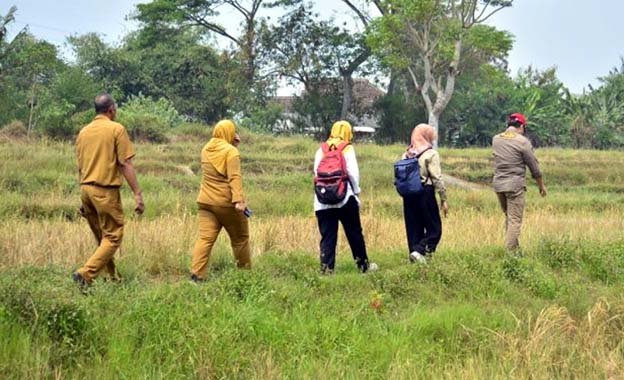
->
xmin=2 ymin=134 xmax=624 ymax=379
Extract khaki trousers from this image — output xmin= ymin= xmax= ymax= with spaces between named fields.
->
xmin=191 ymin=204 xmax=251 ymax=279
xmin=496 ymin=189 xmax=525 ymax=250
xmin=78 ymin=185 xmax=124 ymax=283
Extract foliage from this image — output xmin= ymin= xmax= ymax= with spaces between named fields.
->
xmin=291 ymin=79 xmax=343 ymax=136
xmin=119 ymin=94 xmax=183 ymax=129
xmin=374 ymin=92 xmax=425 ymax=144
xmin=237 ymin=102 xmax=284 ymax=132
xmin=367 ymin=0 xmax=514 ymax=134
xmin=4 ymin=3 xmax=624 ymax=146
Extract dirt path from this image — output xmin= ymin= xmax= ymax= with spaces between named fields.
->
xmin=444 ymin=175 xmax=488 ymax=191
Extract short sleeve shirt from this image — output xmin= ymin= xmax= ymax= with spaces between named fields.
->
xmin=76 ymin=115 xmax=135 ymax=187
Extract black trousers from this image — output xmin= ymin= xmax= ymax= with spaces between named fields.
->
xmin=402 ymin=185 xmax=442 ymax=255
xmin=315 ymin=196 xmax=370 ymax=272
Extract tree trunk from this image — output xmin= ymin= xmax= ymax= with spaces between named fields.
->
xmin=340 ymin=74 xmax=353 ymax=120
xmin=27 ymin=78 xmax=36 ymax=137
xmin=428 ymin=112 xmax=440 ymax=149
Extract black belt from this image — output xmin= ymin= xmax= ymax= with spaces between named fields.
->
xmin=81 ymin=182 xmax=120 ymax=189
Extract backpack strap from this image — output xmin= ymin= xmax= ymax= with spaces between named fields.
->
xmin=416 ymin=147 xmax=433 ymax=184
xmin=415 ymin=146 xmax=432 ymax=158
xmin=322 ymin=141 xmax=350 ymax=154
xmin=320 ymin=142 xmax=330 ymax=154
xmin=335 ymin=141 xmax=350 ymax=153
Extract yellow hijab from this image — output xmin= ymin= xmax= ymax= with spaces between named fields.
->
xmin=326 ymin=120 xmax=353 ymax=151
xmin=204 ymin=119 xmax=238 ymax=175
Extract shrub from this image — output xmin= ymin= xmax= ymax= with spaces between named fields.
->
xmin=238 ymin=102 xmax=284 ymax=133
xmin=70 ymin=109 xmax=96 ymax=131
xmin=119 ymin=94 xmax=183 ymax=129
xmin=117 ymin=113 xmax=168 ymax=143
xmin=37 ymin=100 xmax=78 ymax=139
xmin=1 ymin=120 xmax=28 ymax=138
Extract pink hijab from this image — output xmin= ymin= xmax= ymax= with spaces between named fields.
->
xmin=406 ymin=124 xmax=436 ymax=158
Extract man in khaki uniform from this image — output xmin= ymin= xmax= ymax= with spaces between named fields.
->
xmin=492 ymin=113 xmax=547 ymax=251
xmin=73 ymin=93 xmax=144 ymax=287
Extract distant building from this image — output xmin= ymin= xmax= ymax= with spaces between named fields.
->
xmin=271 ymin=78 xmax=384 ymax=136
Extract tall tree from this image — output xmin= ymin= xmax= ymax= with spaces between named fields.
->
xmin=368 ymin=0 xmax=513 ymax=144
xmin=134 ymin=0 xmax=270 ymax=110
xmin=337 ymin=1 xmax=385 ymax=119
xmin=0 ymin=6 xmax=27 ymax=79
xmin=0 ymin=32 xmax=62 ymax=132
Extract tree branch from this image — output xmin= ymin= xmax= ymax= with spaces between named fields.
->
xmin=341 ymin=0 xmax=371 ymax=26
xmin=226 ymin=0 xmax=252 ymax=19
xmin=184 ymin=12 xmax=240 ymax=45
xmin=341 ymin=48 xmax=371 ymax=76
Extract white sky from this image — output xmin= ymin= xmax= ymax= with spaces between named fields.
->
xmin=3 ymin=0 xmax=623 ymax=94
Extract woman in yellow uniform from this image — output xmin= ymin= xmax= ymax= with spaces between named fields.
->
xmin=190 ymin=120 xmax=250 ymax=282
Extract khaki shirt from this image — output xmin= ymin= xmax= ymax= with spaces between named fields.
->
xmin=492 ymin=128 xmax=542 ymax=193
xmin=76 ymin=115 xmax=135 ymax=187
xmin=196 ymin=148 xmax=245 ymax=207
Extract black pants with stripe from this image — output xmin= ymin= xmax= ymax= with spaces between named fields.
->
xmin=402 ymin=185 xmax=442 ymax=255
xmin=316 ymin=196 xmax=370 ymax=273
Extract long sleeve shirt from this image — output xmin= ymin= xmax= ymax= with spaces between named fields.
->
xmin=196 ymin=151 xmax=245 ymax=207
xmin=402 ymin=148 xmax=448 ymax=202
xmin=313 ymin=145 xmax=360 ymax=212
xmin=492 ymin=128 xmax=542 ymax=193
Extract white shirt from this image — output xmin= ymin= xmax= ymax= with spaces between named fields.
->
xmin=313 ymin=145 xmax=361 ymax=211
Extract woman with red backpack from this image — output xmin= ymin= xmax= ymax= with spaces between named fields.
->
xmin=313 ymin=120 xmax=378 ymax=274
xmin=400 ymin=124 xmax=449 ymax=263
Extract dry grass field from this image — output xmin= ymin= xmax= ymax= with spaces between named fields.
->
xmin=2 ymin=133 xmax=624 ymax=379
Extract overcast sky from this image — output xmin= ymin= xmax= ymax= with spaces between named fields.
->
xmin=3 ymin=0 xmax=623 ymax=94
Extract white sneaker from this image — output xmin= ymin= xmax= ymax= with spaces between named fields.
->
xmin=368 ymin=262 xmax=379 ymax=272
xmin=409 ymin=251 xmax=427 ymax=264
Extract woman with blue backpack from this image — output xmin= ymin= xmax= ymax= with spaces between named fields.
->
xmin=313 ymin=120 xmax=378 ymax=274
xmin=397 ymin=124 xmax=449 ymax=263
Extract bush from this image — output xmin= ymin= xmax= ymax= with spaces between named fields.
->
xmin=70 ymin=109 xmax=96 ymax=131
xmin=37 ymin=100 xmax=78 ymax=139
xmin=238 ymin=102 xmax=284 ymax=133
xmin=117 ymin=113 xmax=168 ymax=143
xmin=0 ymin=120 xmax=28 ymax=138
xmin=119 ymin=94 xmax=183 ymax=129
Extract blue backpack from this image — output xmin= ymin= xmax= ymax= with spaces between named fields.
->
xmin=393 ymin=148 xmax=431 ymax=197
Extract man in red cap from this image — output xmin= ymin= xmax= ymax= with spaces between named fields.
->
xmin=492 ymin=113 xmax=547 ymax=251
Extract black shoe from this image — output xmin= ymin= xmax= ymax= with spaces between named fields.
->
xmin=190 ymin=274 xmax=205 ymax=283
xmin=72 ymin=272 xmax=89 ymax=292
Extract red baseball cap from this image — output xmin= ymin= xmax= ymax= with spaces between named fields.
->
xmin=508 ymin=113 xmax=526 ymax=126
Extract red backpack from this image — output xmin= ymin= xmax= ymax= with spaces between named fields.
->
xmin=314 ymin=141 xmax=350 ymax=205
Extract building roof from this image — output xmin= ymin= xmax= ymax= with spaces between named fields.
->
xmin=272 ymin=78 xmax=384 ymax=113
